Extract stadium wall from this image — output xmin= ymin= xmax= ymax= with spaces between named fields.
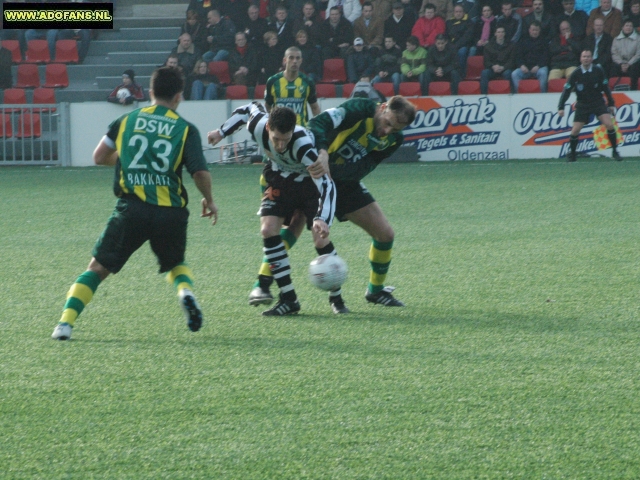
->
xmin=68 ymin=93 xmax=640 ymax=166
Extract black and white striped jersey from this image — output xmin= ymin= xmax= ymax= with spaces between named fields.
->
xmin=218 ymin=102 xmax=336 ymax=225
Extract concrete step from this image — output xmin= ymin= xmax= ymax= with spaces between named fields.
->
xmin=55 ymin=89 xmax=114 ymax=102
xmin=89 ymin=39 xmax=178 ymax=56
xmin=96 ymin=75 xmax=151 ymax=90
xmin=83 ymin=51 xmax=168 ymax=65
xmin=133 ymin=4 xmax=188 ymax=18
xmin=98 ymin=27 xmax=182 ymax=41
xmin=113 ymin=16 xmax=184 ymax=29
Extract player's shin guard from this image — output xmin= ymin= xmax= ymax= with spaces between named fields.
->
xmin=255 ymin=227 xmax=298 ymax=289
xmin=59 ymin=270 xmax=102 ymax=326
xmin=368 ymin=239 xmax=393 ymax=294
xmin=166 ymin=263 xmax=194 ymax=295
xmin=607 ymin=129 xmax=618 ymax=152
xmin=264 ymin=235 xmax=296 ymax=301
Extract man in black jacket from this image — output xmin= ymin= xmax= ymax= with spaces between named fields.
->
xmin=511 ymin=21 xmax=550 ymax=91
xmin=480 ymin=25 xmax=516 ymax=93
xmin=425 ymin=34 xmax=462 ymax=94
xmin=447 ymin=4 xmax=474 ymax=76
xmin=548 ymin=21 xmax=582 ymax=80
xmin=384 ymin=2 xmax=415 ymax=49
xmin=320 ymin=6 xmax=355 ymax=59
xmin=203 ymin=9 xmax=237 ymax=62
xmin=583 ymin=17 xmax=613 ymax=75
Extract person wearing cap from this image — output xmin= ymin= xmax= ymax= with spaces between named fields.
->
xmin=353 ymin=2 xmax=385 ymax=50
xmin=384 ymin=1 xmax=415 ymax=47
xmin=556 ymin=0 xmax=589 ymax=40
xmin=107 ymin=70 xmax=146 ymax=105
xmin=346 ymin=37 xmax=376 ymax=82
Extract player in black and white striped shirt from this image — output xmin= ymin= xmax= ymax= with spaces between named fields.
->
xmin=208 ymin=102 xmax=337 ymax=316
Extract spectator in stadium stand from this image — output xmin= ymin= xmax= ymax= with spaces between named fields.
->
xmin=24 ymin=29 xmax=58 ymax=61
xmin=353 ymin=2 xmax=385 ymax=51
xmin=257 ymin=31 xmax=286 ymax=84
xmin=400 ymin=35 xmax=428 ymax=93
xmin=418 ymin=0 xmax=454 ymax=22
xmin=269 ymin=5 xmax=296 ymax=48
xmin=346 ymin=37 xmax=376 ymax=82
xmin=202 ymin=9 xmax=237 ymax=62
xmin=447 ymin=4 xmax=473 ymax=75
xmin=327 ymin=0 xmax=363 ymax=22
xmin=400 ymin=0 xmax=420 ymax=24
xmin=320 ymin=6 xmax=355 ymax=59
xmin=425 ymin=33 xmax=462 ymax=93
xmin=228 ymin=31 xmax=259 ymax=86
xmin=219 ymin=0 xmax=250 ymax=28
xmin=0 ymin=44 xmax=12 ymax=89
xmin=548 ymin=20 xmax=582 ymax=79
xmin=586 ymin=0 xmax=623 ymax=37
xmin=582 ymin=17 xmax=613 ymax=74
xmin=293 ymin=1 xmax=324 ymax=47
xmin=557 ymin=0 xmax=589 ymax=40
xmin=512 ymin=21 xmax=550 ymax=92
xmin=469 ymin=4 xmax=496 ymax=57
xmin=371 ymin=0 xmax=394 ymax=22
xmin=187 ymin=0 xmax=215 ymax=19
xmin=452 ymin=0 xmax=478 ymax=17
xmin=371 ymin=35 xmax=403 ymax=93
xmin=575 ymin=0 xmax=599 ymax=14
xmin=107 ymin=69 xmax=145 ymax=105
xmin=164 ymin=53 xmax=182 ymax=73
xmin=480 ymin=25 xmax=515 ymax=93
xmin=496 ymin=0 xmax=522 ymax=43
xmin=385 ymin=2 xmax=415 ymax=48
xmin=239 ymin=4 xmax=269 ymax=46
xmin=186 ymin=59 xmax=220 ymax=99
xmin=288 ymin=0 xmax=313 ymax=22
xmin=611 ymin=18 xmax=640 ymax=88
xmin=295 ymin=29 xmax=323 ymax=82
xmin=181 ymin=9 xmax=209 ymax=53
xmin=628 ymin=0 xmax=640 ymax=30
xmin=412 ymin=3 xmax=446 ymax=48
xmin=523 ymin=0 xmax=558 ymax=42
xmin=171 ymin=33 xmax=201 ymax=76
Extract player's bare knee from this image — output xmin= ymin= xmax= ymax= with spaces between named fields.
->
xmin=374 ymin=226 xmax=394 ymax=244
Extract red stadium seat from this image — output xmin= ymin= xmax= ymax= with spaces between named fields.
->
xmin=465 ymin=56 xmax=484 ymax=80
xmin=321 ymin=58 xmax=347 ymax=83
xmin=517 ymin=79 xmax=541 ymax=93
xmin=458 ymin=80 xmax=481 ymax=95
xmin=488 ymin=79 xmax=511 ymax=94
xmin=316 ymin=83 xmax=337 ymax=98
xmin=547 ymin=78 xmax=566 ymax=93
xmin=373 ymin=82 xmax=395 ymax=97
xmin=32 ymin=87 xmax=57 ymax=112
xmin=54 ymin=39 xmax=79 ymax=63
xmin=428 ymin=81 xmax=451 ymax=96
xmin=2 ymin=40 xmax=22 ymax=63
xmin=399 ymin=82 xmax=422 ymax=96
xmin=25 ymin=39 xmax=50 ymax=63
xmin=15 ymin=113 xmax=41 ymax=138
xmin=609 ymin=76 xmax=631 ymax=90
xmin=208 ymin=61 xmax=231 ymax=84
xmin=1 ymin=114 xmax=12 ymax=138
xmin=2 ymin=88 xmax=27 ymax=112
xmin=253 ymin=84 xmax=266 ymax=99
xmin=43 ymin=63 xmax=69 ymax=88
xmin=15 ymin=64 xmax=40 ymax=88
xmin=341 ymin=83 xmax=355 ymax=97
xmin=225 ymin=85 xmax=249 ymax=99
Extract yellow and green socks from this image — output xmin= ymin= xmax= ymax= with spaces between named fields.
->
xmin=368 ymin=239 xmax=393 ymax=294
xmin=166 ymin=263 xmax=195 ymax=296
xmin=59 ymin=270 xmax=102 ymax=327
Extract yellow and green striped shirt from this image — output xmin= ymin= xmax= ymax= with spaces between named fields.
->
xmin=265 ymin=72 xmax=317 ymax=126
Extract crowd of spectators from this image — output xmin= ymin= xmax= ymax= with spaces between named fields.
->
xmin=160 ymin=0 xmax=640 ymax=99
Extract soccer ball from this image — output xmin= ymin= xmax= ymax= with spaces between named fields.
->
xmin=309 ymin=254 xmax=348 ymax=291
xmin=116 ymin=88 xmax=131 ymax=100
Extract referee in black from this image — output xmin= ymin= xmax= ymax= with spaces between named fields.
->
xmin=558 ymin=49 xmax=620 ymax=162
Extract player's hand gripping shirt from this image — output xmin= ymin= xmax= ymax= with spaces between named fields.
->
xmin=104 ymin=104 xmax=208 ymax=207
xmin=218 ymin=101 xmax=336 ymax=225
xmin=308 ymin=98 xmax=404 ymax=183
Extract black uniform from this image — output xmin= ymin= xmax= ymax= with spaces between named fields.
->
xmin=558 ymin=64 xmax=614 ymax=123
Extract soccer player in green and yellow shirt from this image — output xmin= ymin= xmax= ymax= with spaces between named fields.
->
xmin=52 ymin=67 xmax=218 ymax=340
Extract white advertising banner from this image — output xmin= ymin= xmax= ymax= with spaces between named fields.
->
xmin=407 ymin=92 xmax=640 ymax=161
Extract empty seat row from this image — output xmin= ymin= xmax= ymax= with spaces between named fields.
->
xmin=2 ymin=39 xmax=79 ymax=64
xmin=2 ymin=88 xmax=57 ymax=111
xmin=11 ymin=63 xmax=69 ymax=88
xmin=1 ymin=113 xmax=42 ymax=138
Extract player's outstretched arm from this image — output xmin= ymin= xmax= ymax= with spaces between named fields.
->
xmin=192 ymin=170 xmax=218 ymax=225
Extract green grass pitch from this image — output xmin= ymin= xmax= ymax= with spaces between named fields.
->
xmin=2 ymin=159 xmax=640 ymax=478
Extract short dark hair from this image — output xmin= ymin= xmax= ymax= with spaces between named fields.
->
xmin=387 ymin=95 xmax=416 ymax=125
xmin=329 ymin=6 xmax=341 ymax=13
xmin=529 ymin=20 xmax=541 ymax=28
xmin=268 ymin=106 xmax=297 ymax=134
xmin=501 ymin=0 xmax=513 ymax=6
xmin=151 ymin=67 xmax=184 ymax=101
xmin=423 ymin=3 xmax=436 ymax=11
xmin=406 ymin=35 xmax=420 ymax=46
xmin=435 ymin=33 xmax=447 ymax=41
xmin=362 ymin=1 xmax=373 ymax=8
